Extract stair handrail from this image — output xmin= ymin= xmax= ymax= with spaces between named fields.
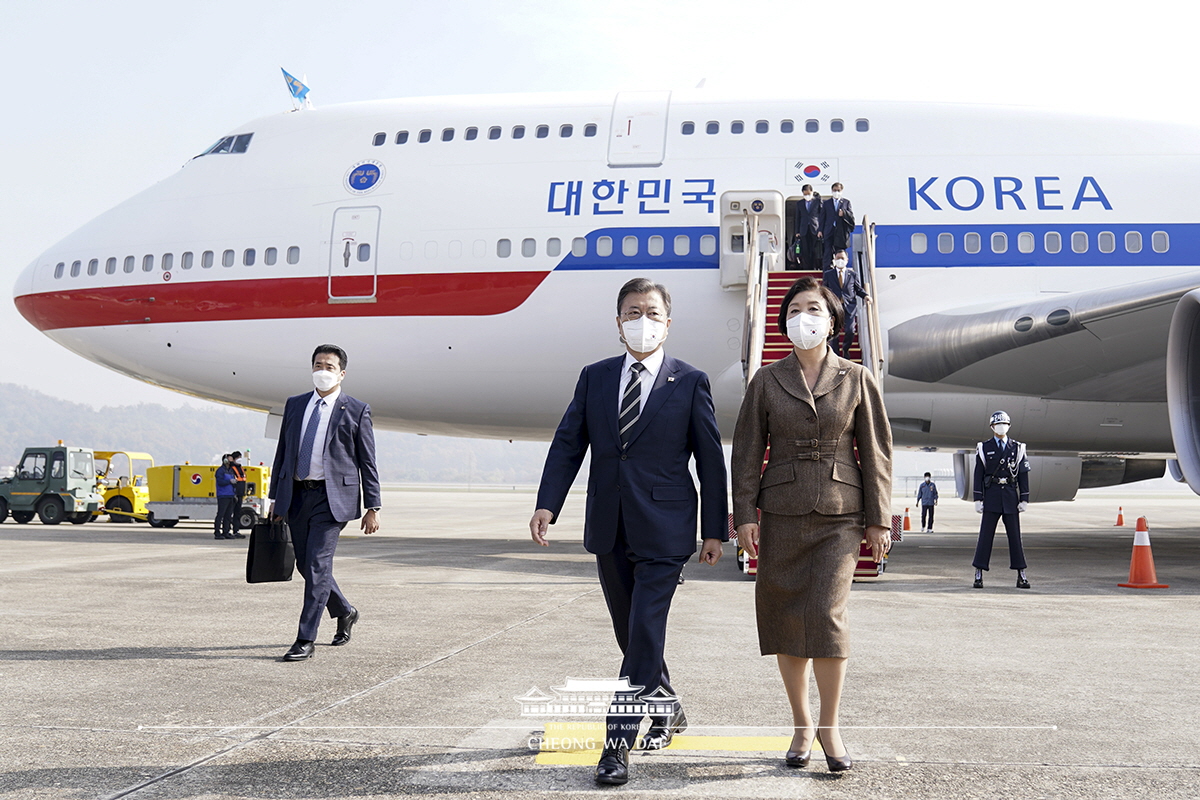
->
xmin=858 ymin=216 xmax=884 ymax=380
xmin=743 ymin=210 xmax=769 ymax=385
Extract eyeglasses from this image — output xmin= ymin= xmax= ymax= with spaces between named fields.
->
xmin=619 ymin=309 xmax=667 ymax=322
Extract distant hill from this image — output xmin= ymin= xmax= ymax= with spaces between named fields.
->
xmin=0 ymin=383 xmax=558 ymax=485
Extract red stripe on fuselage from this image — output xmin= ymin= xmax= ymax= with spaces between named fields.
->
xmin=14 ymin=272 xmax=551 ymax=331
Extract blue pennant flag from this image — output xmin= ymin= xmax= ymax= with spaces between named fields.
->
xmin=281 ymin=68 xmax=310 ymax=102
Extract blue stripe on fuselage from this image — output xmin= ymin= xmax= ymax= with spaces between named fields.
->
xmin=549 ymin=223 xmax=1200 ymax=272
xmin=554 ymin=226 xmax=719 ymax=270
xmin=875 ymin=223 xmax=1199 ymax=268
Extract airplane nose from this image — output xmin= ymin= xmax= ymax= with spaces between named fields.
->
xmin=12 ymin=257 xmax=42 ymax=329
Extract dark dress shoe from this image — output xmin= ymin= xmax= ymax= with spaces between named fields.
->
xmin=785 ymin=727 xmax=814 ymax=767
xmin=973 ymin=577 xmax=984 ymax=589
xmin=594 ymin=744 xmax=629 ymax=785
xmin=1016 ymin=576 xmax=1031 ymax=589
xmin=230 ymin=532 xmax=246 ymax=539
xmin=815 ymin=730 xmax=852 ymax=772
xmin=784 ymin=748 xmax=811 ymax=768
xmin=331 ymin=607 xmax=359 ymax=646
xmin=282 ymin=640 xmax=315 ymax=661
xmin=641 ymin=706 xmax=687 ymax=750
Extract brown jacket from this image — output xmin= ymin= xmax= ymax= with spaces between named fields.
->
xmin=732 ymin=350 xmax=893 ymax=528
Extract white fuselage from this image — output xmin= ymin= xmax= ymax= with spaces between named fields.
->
xmin=15 ymin=90 xmax=1200 ymax=452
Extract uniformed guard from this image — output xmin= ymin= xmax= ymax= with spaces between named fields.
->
xmin=972 ymin=411 xmax=1031 ymax=589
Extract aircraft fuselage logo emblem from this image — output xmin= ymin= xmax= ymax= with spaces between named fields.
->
xmin=346 ymin=161 xmax=385 ymax=195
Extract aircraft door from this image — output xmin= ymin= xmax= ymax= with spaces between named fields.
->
xmin=329 ymin=206 xmax=380 ymax=303
xmin=608 ymin=91 xmax=671 ymax=167
xmin=719 ymin=191 xmax=784 ymax=288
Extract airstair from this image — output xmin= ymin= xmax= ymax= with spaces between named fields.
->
xmin=740 ymin=218 xmax=882 ymax=380
xmin=720 ymin=190 xmax=884 ymax=575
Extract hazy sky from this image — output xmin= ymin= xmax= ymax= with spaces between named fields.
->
xmin=2 ymin=0 xmax=1195 ymax=410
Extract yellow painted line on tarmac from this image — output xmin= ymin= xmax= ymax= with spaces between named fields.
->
xmin=537 ymin=752 xmax=603 ymax=765
xmin=669 ymin=735 xmax=794 ymax=751
xmin=535 ymin=721 xmax=798 ymax=765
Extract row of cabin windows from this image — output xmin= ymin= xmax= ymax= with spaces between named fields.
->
xmin=57 ymin=231 xmax=726 ymax=277
xmin=911 ymin=230 xmax=1170 ymax=256
xmin=493 ymin=232 xmax=717 ymax=259
xmin=54 ymin=246 xmax=301 ymax=279
xmin=380 ymin=233 xmax=719 ymax=260
xmin=374 ymin=123 xmax=599 ymax=146
xmin=681 ymin=118 xmax=869 ymax=135
xmin=371 ymin=117 xmax=870 ymax=145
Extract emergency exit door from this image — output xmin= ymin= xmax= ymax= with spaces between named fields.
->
xmin=608 ymin=91 xmax=670 ymax=167
xmin=328 ymin=206 xmax=379 ymax=303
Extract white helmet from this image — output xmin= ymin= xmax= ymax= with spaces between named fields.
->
xmin=989 ymin=410 xmax=1011 ymax=426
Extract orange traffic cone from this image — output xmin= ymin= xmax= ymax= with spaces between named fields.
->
xmin=1114 ymin=506 xmax=1125 ymax=527
xmin=1118 ymin=517 xmax=1168 ymax=589
xmin=902 ymin=508 xmax=912 ymax=531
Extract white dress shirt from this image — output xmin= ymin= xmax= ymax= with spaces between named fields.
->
xmin=300 ymin=386 xmax=341 ymax=480
xmin=619 ymin=348 xmax=664 ymax=418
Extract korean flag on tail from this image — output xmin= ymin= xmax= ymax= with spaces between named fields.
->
xmin=784 ymin=158 xmax=839 ymax=186
xmin=281 ymin=68 xmax=313 ymax=109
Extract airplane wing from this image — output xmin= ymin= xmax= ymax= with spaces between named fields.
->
xmin=886 ymin=271 xmax=1200 ymax=402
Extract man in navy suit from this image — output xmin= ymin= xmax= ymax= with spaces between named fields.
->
xmin=530 ymin=278 xmax=728 ymax=785
xmin=822 ymin=249 xmax=870 ymax=357
xmin=972 ymin=411 xmax=1031 ymax=589
xmin=818 ymin=181 xmax=854 ymax=268
xmin=793 ymin=184 xmax=822 ymax=271
xmin=270 ymin=344 xmax=381 ymax=662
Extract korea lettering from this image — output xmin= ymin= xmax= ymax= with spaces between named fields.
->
xmin=907 ymin=175 xmax=1112 ymax=212
xmin=548 ymin=178 xmax=715 ymax=216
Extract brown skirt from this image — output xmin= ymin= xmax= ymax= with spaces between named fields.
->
xmin=755 ymin=509 xmax=864 ymax=659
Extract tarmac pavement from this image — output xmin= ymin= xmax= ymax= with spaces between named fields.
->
xmin=1 ymin=488 xmax=1198 ymax=799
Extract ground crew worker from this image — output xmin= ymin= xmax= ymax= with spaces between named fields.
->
xmin=972 ymin=411 xmax=1030 ymax=589
xmin=230 ymin=451 xmax=248 ymax=536
xmin=916 ymin=472 xmax=938 ymax=532
xmin=214 ymin=454 xmax=242 ymax=540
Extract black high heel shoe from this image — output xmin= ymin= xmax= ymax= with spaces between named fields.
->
xmin=784 ymin=729 xmax=813 ymax=768
xmin=814 ymin=730 xmax=852 ymax=772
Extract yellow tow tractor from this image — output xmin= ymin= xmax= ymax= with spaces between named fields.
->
xmin=93 ymin=451 xmax=155 ymax=523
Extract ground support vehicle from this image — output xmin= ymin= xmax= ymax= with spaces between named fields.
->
xmin=144 ymin=464 xmax=270 ymax=529
xmin=93 ymin=451 xmax=154 ymax=523
xmin=0 ymin=445 xmax=105 ymax=525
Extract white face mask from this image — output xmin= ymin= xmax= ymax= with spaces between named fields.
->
xmin=832 ymin=191 xmax=842 ymax=199
xmin=833 ymin=257 xmax=848 ymax=269
xmin=803 ymin=194 xmax=812 ymax=201
xmin=621 ymin=317 xmax=667 ymax=354
xmin=992 ymin=423 xmax=1011 ymax=436
xmin=924 ymin=477 xmax=931 ymax=483
xmin=787 ymin=312 xmax=829 ymax=351
xmin=234 ymin=459 xmax=242 ymax=465
xmin=313 ymin=369 xmax=341 ymax=392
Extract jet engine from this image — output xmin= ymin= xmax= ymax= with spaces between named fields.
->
xmin=1166 ymin=287 xmax=1200 ymax=496
xmin=952 ymin=453 xmax=1165 ymax=503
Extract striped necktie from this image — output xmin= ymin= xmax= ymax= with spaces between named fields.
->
xmin=618 ymin=362 xmax=645 ymax=449
xmin=296 ymin=397 xmax=325 ymax=479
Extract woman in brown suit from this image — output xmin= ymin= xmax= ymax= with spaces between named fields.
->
xmin=732 ymin=276 xmax=893 ymax=772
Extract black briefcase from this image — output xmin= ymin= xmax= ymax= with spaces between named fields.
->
xmin=246 ymin=519 xmax=296 ymax=583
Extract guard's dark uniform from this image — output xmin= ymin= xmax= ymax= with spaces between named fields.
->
xmin=972 ymin=437 xmax=1030 ymax=571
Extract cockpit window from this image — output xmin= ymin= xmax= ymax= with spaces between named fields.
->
xmin=196 ymin=132 xmax=254 ymax=158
